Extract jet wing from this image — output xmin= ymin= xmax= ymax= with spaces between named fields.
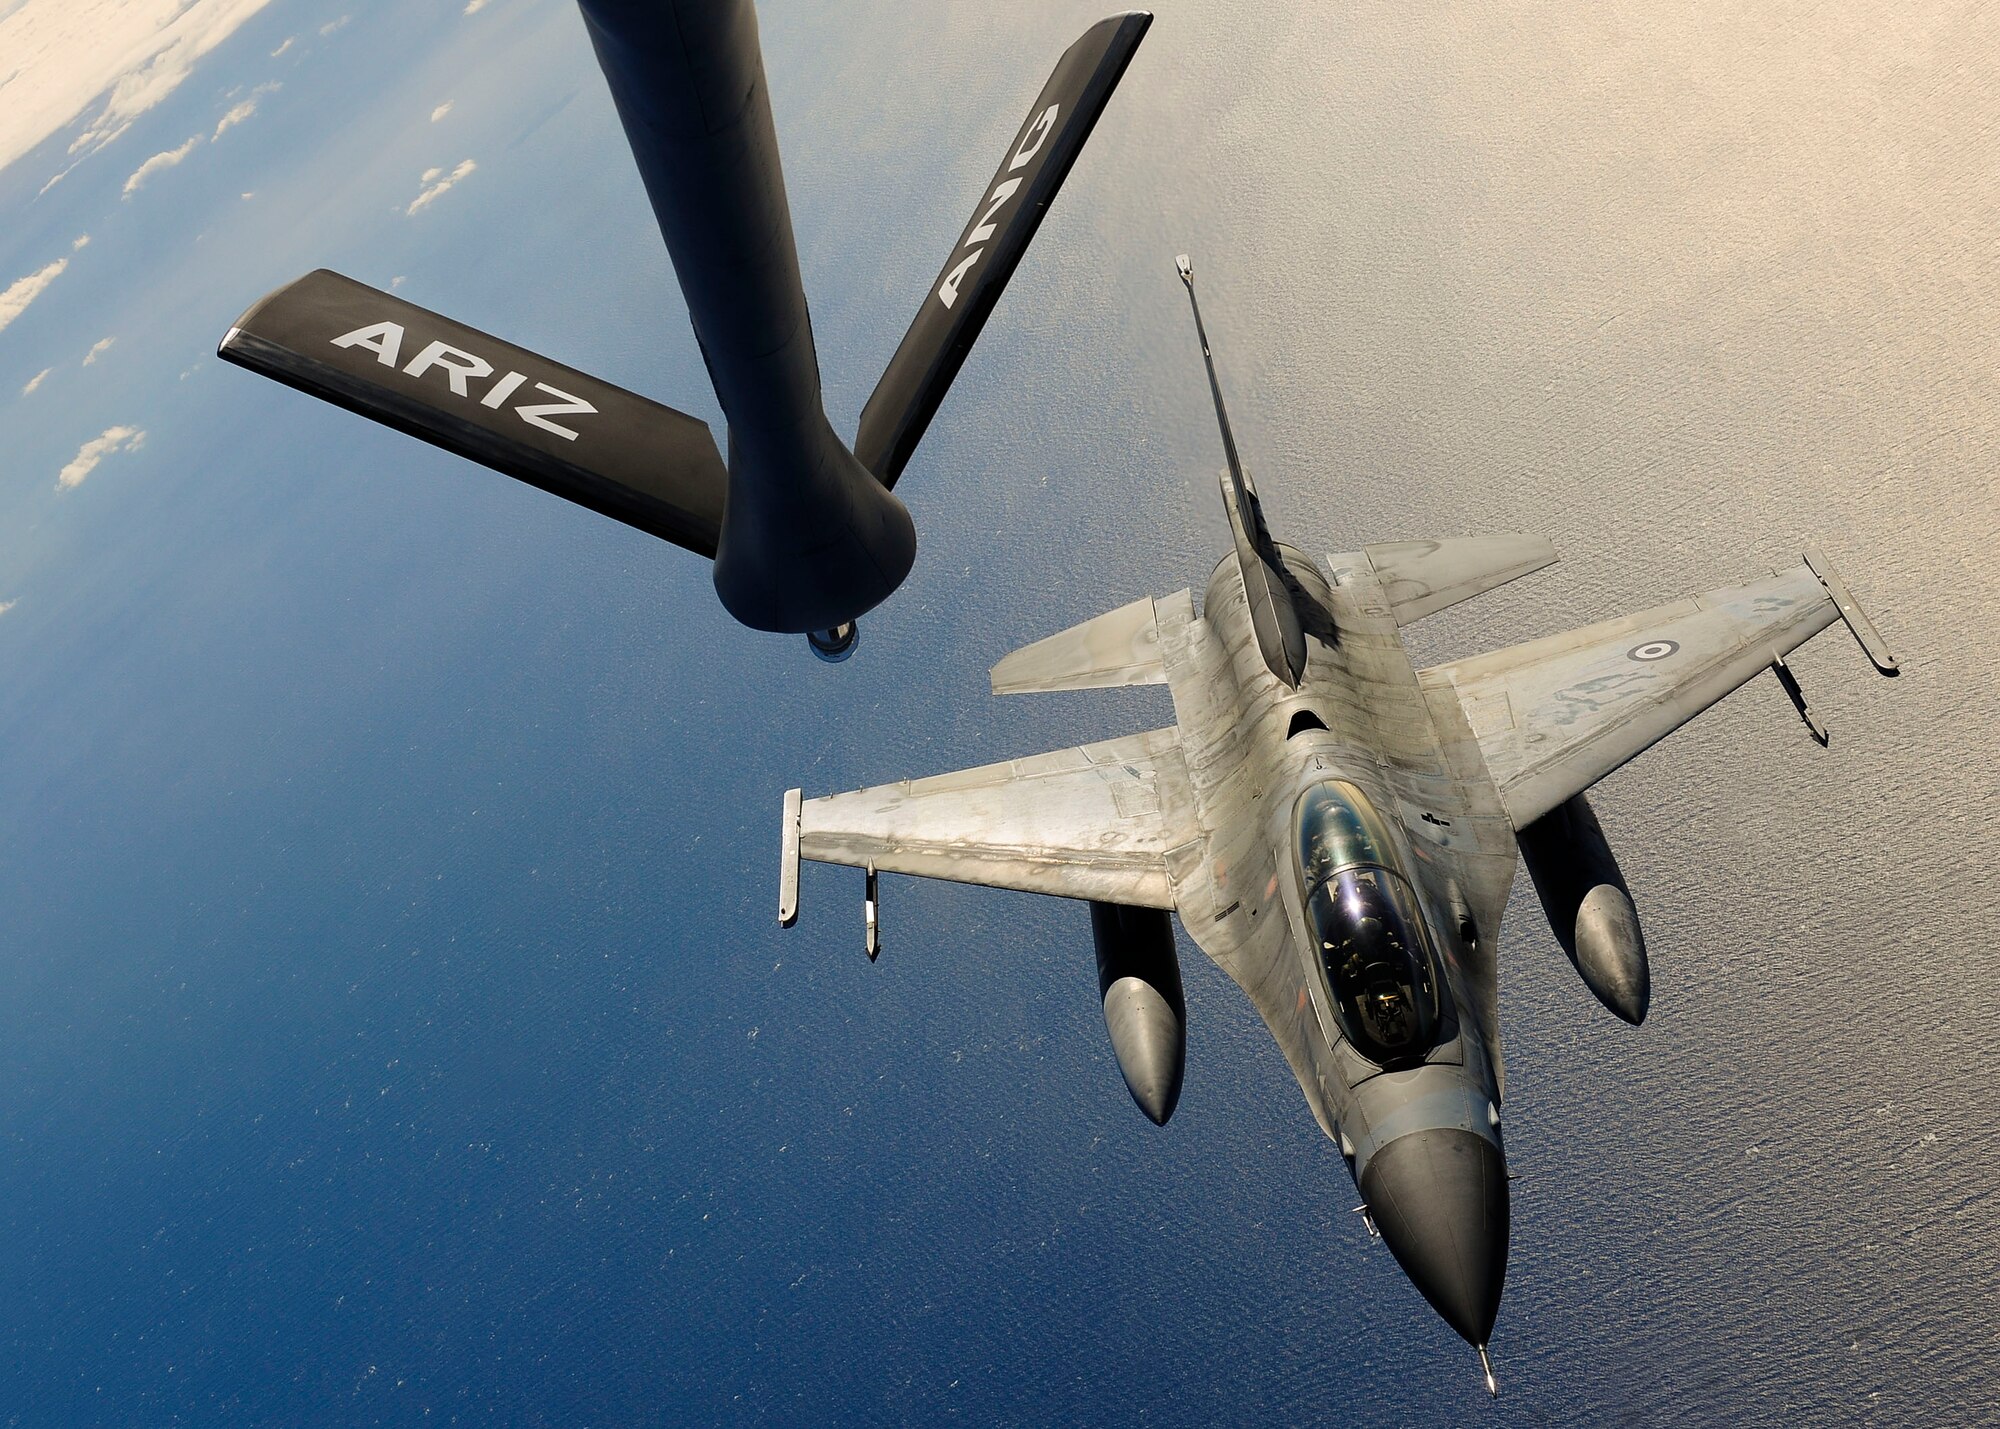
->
xmin=1424 ymin=556 xmax=1891 ymax=829
xmin=788 ymin=726 xmax=1199 ymax=911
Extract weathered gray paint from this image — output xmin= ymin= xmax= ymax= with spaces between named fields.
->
xmin=989 ymin=595 xmax=1166 ymax=695
xmin=788 ymin=527 xmax=1895 ymax=1351
xmin=784 ymin=276 xmax=1897 ymax=1359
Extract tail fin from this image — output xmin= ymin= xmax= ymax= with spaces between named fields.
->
xmin=855 ymin=12 xmax=1153 ymax=485
xmin=218 ymin=269 xmax=727 ymax=555
xmin=1175 ymin=255 xmax=1306 ymax=688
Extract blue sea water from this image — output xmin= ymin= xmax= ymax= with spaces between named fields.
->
xmin=1 ymin=1 xmax=1995 ymax=1424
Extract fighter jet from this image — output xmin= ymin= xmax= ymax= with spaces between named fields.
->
xmin=779 ymin=257 xmax=1900 ymax=1386
xmin=217 ymin=1 xmax=1151 ymax=659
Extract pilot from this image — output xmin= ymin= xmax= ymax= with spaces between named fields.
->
xmin=1335 ymin=915 xmax=1385 ymax=985
xmin=1368 ymin=984 xmax=1413 ymax=1045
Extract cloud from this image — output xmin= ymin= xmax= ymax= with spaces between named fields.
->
xmin=22 ymin=368 xmax=52 ymax=396
xmin=72 ymin=233 xmax=90 ymax=249
xmin=0 ymin=601 xmax=15 ymax=618
xmin=57 ymin=424 xmax=146 ymax=490
xmin=270 ymin=36 xmax=294 ymax=58
xmin=21 ymin=0 xmax=279 ymax=171
xmin=211 ymin=83 xmax=276 ymax=139
xmin=318 ymin=15 xmax=349 ymax=37
xmin=211 ymin=101 xmax=252 ymax=138
xmin=82 ymin=335 xmax=115 ymax=365
xmin=430 ymin=101 xmax=453 ymax=123
xmin=406 ymin=158 xmax=475 ymax=215
xmin=464 ymin=0 xmax=491 ymax=14
xmin=0 ymin=256 xmax=68 ymax=335
xmin=121 ymin=133 xmax=198 ymax=195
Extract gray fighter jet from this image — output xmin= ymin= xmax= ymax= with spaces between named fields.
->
xmin=217 ymin=1 xmax=1150 ymax=659
xmin=780 ymin=258 xmax=1900 ymax=1387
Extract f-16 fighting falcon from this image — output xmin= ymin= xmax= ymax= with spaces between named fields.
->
xmin=780 ymin=257 xmax=1901 ymax=1389
xmin=217 ymin=2 xmax=1151 ymax=659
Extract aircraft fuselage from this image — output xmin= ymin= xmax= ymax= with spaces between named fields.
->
xmin=1154 ymin=541 xmax=1519 ymax=1345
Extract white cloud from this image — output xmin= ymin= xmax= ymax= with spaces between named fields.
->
xmin=214 ymin=103 xmax=252 ymax=137
xmin=72 ymin=232 xmax=90 ymax=249
xmin=464 ymin=0 xmax=491 ymax=14
xmin=318 ymin=15 xmax=349 ymax=37
xmin=406 ymin=158 xmax=475 ymax=215
xmin=121 ymin=133 xmax=198 ymax=195
xmin=22 ymin=368 xmax=52 ymax=396
xmin=0 ymin=0 xmax=279 ymax=173
xmin=57 ymin=424 xmax=146 ymax=490
xmin=430 ymin=100 xmax=453 ymax=123
xmin=82 ymin=335 xmax=115 ymax=365
xmin=211 ymin=96 xmax=257 ymax=139
xmin=390 ymin=275 xmax=407 ymax=290
xmin=0 ymin=601 xmax=16 ymax=618
xmin=269 ymin=35 xmax=294 ymax=58
xmin=0 ymin=255 xmax=68 ymax=335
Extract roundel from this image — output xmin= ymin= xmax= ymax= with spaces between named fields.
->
xmin=1627 ymin=639 xmax=1680 ymax=662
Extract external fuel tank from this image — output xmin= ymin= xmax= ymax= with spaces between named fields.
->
xmin=1516 ymin=793 xmax=1651 ymax=1025
xmin=1088 ymin=902 xmax=1187 ymax=1125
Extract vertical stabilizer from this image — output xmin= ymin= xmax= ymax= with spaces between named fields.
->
xmin=1175 ymin=256 xmax=1306 ymax=687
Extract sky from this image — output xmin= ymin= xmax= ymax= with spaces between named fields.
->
xmin=1 ymin=1 xmax=1997 ymax=1425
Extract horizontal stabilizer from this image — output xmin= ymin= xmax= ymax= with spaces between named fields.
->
xmin=855 ymin=11 xmax=1152 ymax=485
xmin=991 ymin=595 xmax=1166 ymax=695
xmin=219 ymin=269 xmax=728 ymax=557
xmin=1364 ymin=537 xmax=1558 ymax=626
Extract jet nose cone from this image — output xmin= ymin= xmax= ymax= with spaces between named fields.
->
xmin=1358 ymin=1129 xmax=1510 ymax=1346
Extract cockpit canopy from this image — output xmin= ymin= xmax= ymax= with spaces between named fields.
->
xmin=1292 ymin=781 xmax=1449 ymax=1066
xmin=1295 ymin=779 xmax=1396 ymax=888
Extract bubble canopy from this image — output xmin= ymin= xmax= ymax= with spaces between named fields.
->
xmin=1291 ymin=782 xmax=1448 ymax=1065
xmin=1295 ymin=779 xmax=1397 ymax=886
